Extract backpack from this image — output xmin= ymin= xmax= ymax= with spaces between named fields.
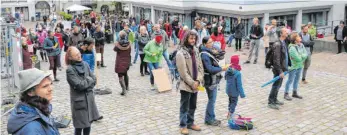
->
xmin=228 ymin=114 xmax=253 ymax=130
xmin=265 ymin=42 xmax=278 ymax=69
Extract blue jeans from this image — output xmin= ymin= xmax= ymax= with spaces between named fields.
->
xmin=227 ymin=34 xmax=234 ymax=45
xmin=162 ymin=50 xmax=174 ymax=75
xmin=180 ymin=90 xmax=197 ymax=128
xmin=147 ymin=62 xmax=160 ymax=85
xmin=285 ymin=68 xmax=302 ymax=93
xmin=172 ymin=31 xmax=177 ymax=45
xmin=133 ymin=40 xmax=139 ymax=63
xmin=228 ymin=96 xmax=239 ymax=114
xmin=205 ymin=87 xmax=217 ymax=122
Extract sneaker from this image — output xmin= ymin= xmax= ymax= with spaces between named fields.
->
xmin=151 ymin=85 xmax=157 ymax=91
xmin=188 ymin=124 xmax=201 ymax=131
xmin=244 ymin=61 xmax=250 ymax=64
xmin=205 ymin=120 xmax=221 ymax=126
xmin=180 ymin=128 xmax=189 ymax=135
xmin=302 ymin=80 xmax=308 ymax=84
xmin=268 ymin=104 xmax=279 ymax=110
xmin=141 ymin=73 xmax=145 ymax=76
xmin=54 ymin=78 xmax=60 ymax=82
xmin=145 ymin=72 xmax=150 ymax=75
xmin=284 ymin=93 xmax=292 ymax=101
xmin=275 ymin=100 xmax=284 ymax=105
xmin=253 ymin=60 xmax=257 ymax=64
xmin=292 ymin=91 xmax=303 ymax=99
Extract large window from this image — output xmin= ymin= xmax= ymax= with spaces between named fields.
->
xmin=302 ymin=12 xmax=327 ymax=26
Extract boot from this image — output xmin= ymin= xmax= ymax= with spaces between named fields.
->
xmin=119 ymin=80 xmax=126 ymax=96
xmin=124 ymin=75 xmax=129 ymax=91
xmin=284 ymin=93 xmax=292 ymax=101
xmin=292 ymin=91 xmax=303 ymax=99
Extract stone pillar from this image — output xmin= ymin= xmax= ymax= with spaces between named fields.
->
xmin=262 ymin=12 xmax=270 ymax=30
xmin=296 ymin=9 xmax=302 ymax=32
xmin=129 ymin=3 xmax=134 ymax=17
xmin=151 ymin=5 xmax=155 ymax=24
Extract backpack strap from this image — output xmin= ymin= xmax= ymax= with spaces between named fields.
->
xmin=199 ymin=51 xmax=219 ymax=64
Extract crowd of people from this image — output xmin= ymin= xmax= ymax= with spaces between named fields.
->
xmin=8 ymin=9 xmax=328 ymax=135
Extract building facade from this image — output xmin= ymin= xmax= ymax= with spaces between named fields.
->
xmin=121 ymin=0 xmax=347 ymax=35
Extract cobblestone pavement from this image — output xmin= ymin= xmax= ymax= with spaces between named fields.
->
xmin=1 ymin=21 xmax=347 ymax=135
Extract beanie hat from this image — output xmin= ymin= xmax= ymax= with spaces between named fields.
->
xmin=18 ymin=68 xmax=51 ymax=93
xmin=230 ymin=55 xmax=241 ymax=71
xmin=155 ymin=35 xmax=163 ymax=43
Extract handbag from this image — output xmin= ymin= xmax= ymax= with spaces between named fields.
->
xmin=53 ymin=115 xmax=71 ymax=128
xmin=228 ymin=114 xmax=253 ymax=130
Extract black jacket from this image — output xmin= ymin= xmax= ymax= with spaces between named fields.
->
xmin=333 ymin=26 xmax=347 ymax=41
xmin=94 ymin=31 xmax=105 ymax=46
xmin=272 ymin=40 xmax=289 ymax=74
xmin=249 ymin=24 xmax=263 ymax=39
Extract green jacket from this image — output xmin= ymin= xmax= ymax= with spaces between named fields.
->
xmin=143 ymin=40 xmax=163 ymax=63
xmin=288 ymin=43 xmax=307 ymax=70
xmin=308 ymin=26 xmax=316 ymax=38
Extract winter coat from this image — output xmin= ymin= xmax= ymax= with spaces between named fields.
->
xmin=121 ymin=29 xmax=135 ymax=44
xmin=272 ymin=40 xmax=289 ymax=74
xmin=82 ymin=50 xmax=95 ymax=73
xmin=233 ymin=23 xmax=244 ymax=39
xmin=288 ymin=43 xmax=307 ymax=70
xmin=54 ymin=33 xmax=64 ymax=49
xmin=94 ymin=31 xmax=105 ymax=46
xmin=114 ymin=43 xmax=131 ymax=73
xmin=151 ymin=29 xmax=169 ymax=51
xmin=225 ymin=68 xmax=245 ymax=98
xmin=176 ymin=45 xmax=204 ymax=93
xmin=192 ymin=28 xmax=209 ymax=47
xmin=43 ymin=37 xmax=61 ymax=57
xmin=66 ymin=62 xmax=101 ymax=128
xmin=211 ymin=33 xmax=226 ymax=51
xmin=69 ymin=33 xmax=84 ymax=47
xmin=7 ymin=102 xmax=60 ymax=135
xmin=266 ymin=26 xmax=279 ymax=43
xmin=249 ymin=24 xmax=264 ymax=40
xmin=200 ymin=46 xmax=222 ymax=90
xmin=143 ymin=40 xmax=163 ymax=63
xmin=22 ymin=48 xmax=32 ymax=70
xmin=137 ymin=33 xmax=150 ymax=54
xmin=333 ymin=26 xmax=347 ymax=41
xmin=36 ymin=30 xmax=47 ymax=46
xmin=164 ymin=23 xmax=173 ymax=37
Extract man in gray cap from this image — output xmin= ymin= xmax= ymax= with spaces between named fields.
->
xmin=7 ymin=68 xmax=60 ymax=135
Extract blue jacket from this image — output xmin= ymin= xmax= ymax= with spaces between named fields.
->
xmin=200 ymin=46 xmax=222 ymax=75
xmin=7 ymin=102 xmax=60 ymax=135
xmin=200 ymin=46 xmax=222 ymax=89
xmin=43 ymin=37 xmax=61 ymax=56
xmin=82 ymin=50 xmax=95 ymax=73
xmin=225 ymin=68 xmax=245 ymax=98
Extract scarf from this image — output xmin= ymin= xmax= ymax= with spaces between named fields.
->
xmin=72 ymin=61 xmax=85 ymax=75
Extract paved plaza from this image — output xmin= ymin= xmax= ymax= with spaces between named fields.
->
xmin=1 ymin=21 xmax=347 ymax=135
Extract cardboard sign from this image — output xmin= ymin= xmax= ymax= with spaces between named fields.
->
xmin=152 ymin=68 xmax=172 ymax=93
xmin=96 ymin=53 xmax=101 ymax=62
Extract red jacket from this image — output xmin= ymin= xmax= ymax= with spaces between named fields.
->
xmin=164 ymin=23 xmax=172 ymax=37
xmin=211 ymin=34 xmax=226 ymax=51
xmin=54 ymin=33 xmax=64 ymax=49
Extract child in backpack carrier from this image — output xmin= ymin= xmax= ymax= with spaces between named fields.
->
xmin=225 ymin=55 xmax=245 ymax=118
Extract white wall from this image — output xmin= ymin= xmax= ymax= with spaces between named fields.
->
xmin=328 ymin=3 xmax=346 ymax=27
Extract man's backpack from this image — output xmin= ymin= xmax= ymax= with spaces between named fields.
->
xmin=265 ymin=43 xmax=276 ymax=69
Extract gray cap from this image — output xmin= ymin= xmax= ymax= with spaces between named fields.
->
xmin=18 ymin=68 xmax=51 ymax=93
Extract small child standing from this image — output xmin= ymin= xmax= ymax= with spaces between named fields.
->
xmin=225 ymin=55 xmax=245 ymax=118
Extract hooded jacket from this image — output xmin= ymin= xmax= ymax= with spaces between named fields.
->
xmin=143 ymin=40 xmax=164 ymax=63
xmin=200 ymin=46 xmax=222 ymax=90
xmin=137 ymin=33 xmax=150 ymax=54
xmin=114 ymin=41 xmax=131 ymax=73
xmin=81 ymin=50 xmax=95 ymax=73
xmin=151 ymin=29 xmax=169 ymax=51
xmin=288 ymin=43 xmax=307 ymax=70
xmin=225 ymin=68 xmax=245 ymax=98
xmin=7 ymin=102 xmax=60 ymax=135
